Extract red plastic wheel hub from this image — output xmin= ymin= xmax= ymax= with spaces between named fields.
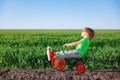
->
xmin=52 ymin=58 xmax=65 ymax=70
xmin=76 ymin=62 xmax=85 ymax=72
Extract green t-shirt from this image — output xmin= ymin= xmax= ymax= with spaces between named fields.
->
xmin=76 ymin=37 xmax=90 ymax=56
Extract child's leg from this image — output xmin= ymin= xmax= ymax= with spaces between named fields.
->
xmin=55 ymin=50 xmax=81 ymax=60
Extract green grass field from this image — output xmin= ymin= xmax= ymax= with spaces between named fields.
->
xmin=0 ymin=29 xmax=120 ymax=69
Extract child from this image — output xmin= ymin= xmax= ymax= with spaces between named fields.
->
xmin=47 ymin=27 xmax=95 ymax=61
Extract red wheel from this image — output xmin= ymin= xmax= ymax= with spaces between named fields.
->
xmin=52 ymin=58 xmax=65 ymax=70
xmin=76 ymin=62 xmax=85 ymax=72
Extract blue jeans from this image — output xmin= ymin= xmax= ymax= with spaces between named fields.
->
xmin=56 ymin=50 xmax=81 ymax=59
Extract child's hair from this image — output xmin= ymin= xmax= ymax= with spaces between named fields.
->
xmin=84 ymin=27 xmax=95 ymax=40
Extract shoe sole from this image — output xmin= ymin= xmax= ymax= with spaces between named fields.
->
xmin=47 ymin=46 xmax=51 ymax=61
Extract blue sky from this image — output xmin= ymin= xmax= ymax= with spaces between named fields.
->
xmin=0 ymin=0 xmax=120 ymax=29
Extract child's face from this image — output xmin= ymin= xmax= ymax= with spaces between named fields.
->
xmin=81 ymin=30 xmax=87 ymax=37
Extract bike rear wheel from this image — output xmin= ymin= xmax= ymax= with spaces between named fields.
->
xmin=76 ymin=62 xmax=85 ymax=72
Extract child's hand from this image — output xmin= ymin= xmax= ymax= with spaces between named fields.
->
xmin=63 ymin=44 xmax=68 ymax=47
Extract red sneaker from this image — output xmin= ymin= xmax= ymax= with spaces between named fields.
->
xmin=47 ymin=46 xmax=54 ymax=61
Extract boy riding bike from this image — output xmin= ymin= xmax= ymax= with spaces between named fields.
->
xmin=47 ymin=27 xmax=95 ymax=61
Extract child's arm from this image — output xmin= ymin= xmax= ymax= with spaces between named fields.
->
xmin=63 ymin=41 xmax=80 ymax=47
